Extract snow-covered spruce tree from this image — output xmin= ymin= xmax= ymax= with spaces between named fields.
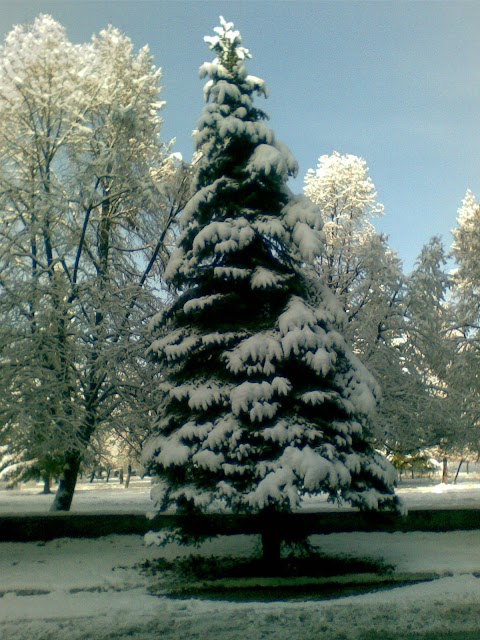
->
xmin=143 ymin=18 xmax=400 ymax=559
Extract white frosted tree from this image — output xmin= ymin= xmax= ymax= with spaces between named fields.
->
xmin=303 ymin=153 xmax=415 ymax=456
xmin=0 ymin=17 xmax=85 ymax=493
xmin=0 ymin=16 xmax=183 ymax=508
xmin=304 ymin=152 xmax=384 ymax=310
xmin=450 ymin=191 xmax=480 ymax=462
xmin=143 ymin=18 xmax=400 ymax=561
xmin=452 ymin=190 xmax=480 ymax=330
xmin=303 ymin=153 xmax=404 ymax=352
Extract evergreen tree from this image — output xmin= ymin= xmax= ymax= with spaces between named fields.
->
xmin=144 ymin=18 xmax=400 ymax=547
xmin=396 ymin=239 xmax=457 ymax=473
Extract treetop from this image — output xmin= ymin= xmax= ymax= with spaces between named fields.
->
xmin=204 ymin=16 xmax=251 ymax=73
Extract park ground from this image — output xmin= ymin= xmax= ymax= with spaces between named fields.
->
xmin=1 ymin=473 xmax=480 ymax=639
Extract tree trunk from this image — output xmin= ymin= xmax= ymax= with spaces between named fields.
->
xmin=119 ymin=468 xmax=124 ymax=484
xmin=442 ymin=456 xmax=448 ymax=484
xmin=261 ymin=524 xmax=281 ymax=574
xmin=41 ymin=474 xmax=52 ymax=494
xmin=50 ymin=453 xmax=81 ymax=511
xmin=105 ymin=468 xmax=111 ymax=483
xmin=454 ymin=459 xmax=464 ymax=484
xmin=125 ymin=464 xmax=132 ymax=489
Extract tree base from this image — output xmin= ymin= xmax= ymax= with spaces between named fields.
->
xmin=50 ymin=454 xmax=81 ymax=512
xmin=261 ymin=529 xmax=281 ymax=574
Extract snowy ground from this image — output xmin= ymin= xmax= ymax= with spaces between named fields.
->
xmin=2 ymin=471 xmax=480 ymax=513
xmin=2 ymin=474 xmax=480 ymax=639
xmin=0 ymin=476 xmax=154 ymax=514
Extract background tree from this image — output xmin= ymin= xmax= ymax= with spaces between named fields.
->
xmin=303 ymin=154 xmax=412 ymax=454
xmin=143 ymin=17 xmax=400 ymax=564
xmin=452 ymin=191 xmax=480 ymax=332
xmin=395 ymin=237 xmax=459 ymax=478
xmin=303 ymin=152 xmax=384 ymax=313
xmin=450 ymin=191 xmax=480 ymax=464
xmin=0 ymin=17 xmax=86 ymax=494
xmin=302 ymin=154 xmax=466 ymax=471
xmin=0 ymin=16 xmax=185 ymax=509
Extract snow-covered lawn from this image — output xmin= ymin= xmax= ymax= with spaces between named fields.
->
xmin=0 ymin=477 xmax=154 ymax=514
xmin=2 ymin=475 xmax=480 ymax=639
xmin=0 ymin=472 xmax=480 ymax=514
xmin=2 ymin=472 xmax=480 ymax=513
xmin=1 ymin=532 xmax=480 ymax=639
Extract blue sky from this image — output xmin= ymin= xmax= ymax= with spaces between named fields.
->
xmin=1 ymin=1 xmax=480 ymax=271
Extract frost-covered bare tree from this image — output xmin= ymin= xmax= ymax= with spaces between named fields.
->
xmin=0 ymin=16 xmax=185 ymax=508
xmin=143 ymin=17 xmax=400 ymax=563
xmin=452 ymin=191 xmax=480 ymax=331
xmin=304 ymin=152 xmax=384 ymax=311
xmin=303 ymin=154 xmax=412 ymax=448
xmin=450 ymin=191 xmax=480 ymax=461
xmin=303 ymin=153 xmax=405 ymax=356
